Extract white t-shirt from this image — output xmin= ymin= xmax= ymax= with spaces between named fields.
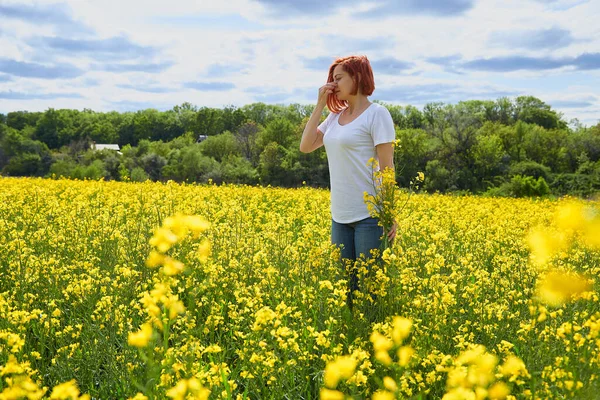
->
xmin=318 ymin=102 xmax=395 ymax=224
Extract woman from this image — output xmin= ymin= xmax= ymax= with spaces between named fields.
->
xmin=299 ymin=55 xmax=396 ymax=309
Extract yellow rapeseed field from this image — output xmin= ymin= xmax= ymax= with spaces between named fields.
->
xmin=0 ymin=177 xmax=598 ymax=399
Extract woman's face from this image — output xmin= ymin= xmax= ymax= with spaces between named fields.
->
xmin=332 ymin=64 xmax=356 ymax=101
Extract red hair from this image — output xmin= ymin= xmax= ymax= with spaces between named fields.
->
xmin=326 ymin=55 xmax=375 ymax=114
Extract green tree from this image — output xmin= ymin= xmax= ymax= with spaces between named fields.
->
xmin=1 ymin=127 xmax=51 ymax=174
xmin=2 ymin=153 xmax=43 ymax=176
xmin=241 ymin=103 xmax=269 ymax=126
xmin=522 ymin=125 xmax=569 ymax=172
xmin=495 ymin=97 xmax=515 ymax=125
xmin=394 ymin=128 xmax=430 ymax=187
xmin=564 ymin=124 xmax=600 ymax=171
xmin=117 ymin=113 xmax=136 ymax=146
xmin=424 ymin=159 xmax=457 ymax=192
xmin=256 ymin=118 xmax=296 ymax=151
xmin=437 ymin=102 xmax=483 ymax=191
xmin=163 ymin=145 xmax=219 ymax=182
xmin=196 ymin=107 xmax=225 ymax=136
xmin=296 ymin=143 xmax=329 ymax=187
xmin=423 ymin=102 xmax=449 ymax=145
xmin=404 ymin=105 xmax=425 ymax=129
xmin=514 ymin=96 xmax=565 ymax=130
xmin=130 ymin=167 xmax=149 ymax=182
xmin=235 ymin=122 xmax=260 ymax=164
xmin=6 ymin=111 xmax=42 ymax=131
xmin=221 ymin=155 xmax=259 ymax=184
xmin=472 ymin=134 xmax=507 ymax=187
xmin=148 ymin=140 xmax=170 ymax=158
xmin=173 ymin=102 xmax=199 ymax=134
xmin=259 ymin=142 xmax=289 ymax=185
xmin=459 ymin=100 xmax=496 ymax=125
xmin=200 ymin=131 xmax=241 ymax=162
xmin=509 ymin=175 xmax=550 ymax=197
xmin=498 ymin=121 xmax=527 ymax=163
xmin=141 ymin=152 xmax=167 ymax=181
xmin=34 ymin=108 xmax=75 ymax=149
xmin=78 ymin=111 xmax=118 ymax=144
xmin=222 ymin=105 xmax=247 ymax=133
xmin=132 ymin=109 xmax=161 ymax=143
xmin=49 ymin=158 xmax=77 ymax=178
xmin=168 ymin=131 xmax=196 ymax=150
xmin=508 ymin=161 xmax=551 ymax=181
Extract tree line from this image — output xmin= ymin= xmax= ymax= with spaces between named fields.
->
xmin=1 ymin=96 xmax=599 ymax=197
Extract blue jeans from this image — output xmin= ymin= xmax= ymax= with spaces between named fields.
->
xmin=331 ymin=217 xmax=383 ymax=307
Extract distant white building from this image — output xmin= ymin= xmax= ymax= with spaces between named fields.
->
xmin=91 ymin=142 xmax=122 ymax=155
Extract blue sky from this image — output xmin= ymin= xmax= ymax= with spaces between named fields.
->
xmin=0 ymin=0 xmax=599 ymax=126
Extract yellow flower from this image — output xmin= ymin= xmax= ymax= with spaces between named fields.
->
xmin=2 ymin=333 xmax=25 ymax=354
xmin=499 ymin=355 xmax=529 ymax=381
xmin=166 ymin=378 xmax=209 ymax=400
xmin=583 ymin=219 xmax=600 ymax=248
xmin=375 ymin=350 xmax=393 ymax=366
xmin=0 ymin=374 xmax=46 ymax=400
xmin=319 ymin=280 xmax=334 ymax=290
xmin=475 ymin=387 xmax=488 ymax=400
xmin=364 ymin=158 xmax=403 ymax=244
xmin=49 ymin=380 xmax=81 ymax=399
xmin=162 ymin=214 xmax=188 ymax=238
xmin=202 ymin=344 xmax=222 ymax=354
xmin=447 ymin=346 xmax=498 ymax=389
xmin=487 ymin=382 xmax=510 ymax=399
xmin=320 ymin=388 xmax=345 ymax=400
xmin=0 ymin=355 xmax=24 ymax=376
xmin=163 ymin=294 xmax=185 ymax=319
xmin=149 ymin=227 xmax=178 ymax=253
xmin=383 ymin=376 xmax=397 ymax=392
xmin=162 ymin=257 xmax=185 ymax=276
xmin=536 ymin=270 xmax=591 ymax=306
xmin=128 ymin=323 xmax=153 ymax=348
xmin=323 ymin=356 xmax=357 ymax=388
xmin=372 ymin=390 xmax=395 ymax=400
xmin=442 ymin=387 xmax=477 ymax=400
xmin=392 ymin=316 xmax=412 ymax=345
xmin=128 ymin=394 xmax=148 ymax=400
xmin=370 ymin=331 xmax=393 ymax=353
xmin=397 ymin=346 xmax=414 ymax=367
xmin=197 ymin=239 xmax=211 ymax=263
xmin=527 ymin=228 xmax=568 ymax=266
xmin=145 ymin=250 xmax=165 ymax=268
xmin=252 ymin=306 xmax=277 ymax=330
xmin=555 ymin=202 xmax=586 ymax=232
xmin=166 ymin=380 xmax=187 ymax=400
xmin=184 ymin=215 xmax=211 ymax=234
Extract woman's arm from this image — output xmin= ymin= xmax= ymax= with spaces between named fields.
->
xmin=299 ymin=104 xmax=326 ymax=153
xmin=376 ymin=142 xmax=394 ymax=171
xmin=300 ymin=82 xmax=337 ymax=153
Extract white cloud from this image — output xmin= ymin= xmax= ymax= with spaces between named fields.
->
xmin=0 ymin=0 xmax=598 ymax=125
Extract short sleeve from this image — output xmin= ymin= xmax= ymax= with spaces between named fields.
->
xmin=317 ymin=111 xmax=335 ymax=135
xmin=370 ymin=105 xmax=395 ymax=146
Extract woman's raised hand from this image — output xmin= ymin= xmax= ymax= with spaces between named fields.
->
xmin=317 ymin=82 xmax=336 ymax=107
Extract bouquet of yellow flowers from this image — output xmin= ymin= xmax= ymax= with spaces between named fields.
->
xmin=363 ymin=158 xmax=424 ymax=250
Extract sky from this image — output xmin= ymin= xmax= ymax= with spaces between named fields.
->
xmin=0 ymin=0 xmax=599 ymax=126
